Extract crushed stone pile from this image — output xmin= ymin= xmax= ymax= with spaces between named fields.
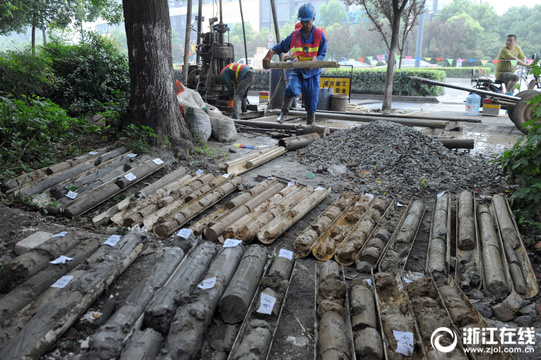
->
xmin=296 ymin=120 xmax=508 ymax=196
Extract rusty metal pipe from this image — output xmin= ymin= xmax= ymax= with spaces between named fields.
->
xmin=278 ymin=133 xmax=321 ymax=151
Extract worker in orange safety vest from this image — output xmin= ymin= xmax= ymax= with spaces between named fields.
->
xmin=262 ymin=3 xmax=327 ymax=125
xmin=217 ymin=63 xmax=255 ymax=119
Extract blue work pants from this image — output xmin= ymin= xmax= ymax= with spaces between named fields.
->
xmin=284 ymin=71 xmax=320 ymax=113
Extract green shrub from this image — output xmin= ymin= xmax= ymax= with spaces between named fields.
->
xmin=0 ymin=49 xmax=57 ymax=99
xmin=252 ymin=68 xmax=446 ymax=96
xmin=433 ymin=66 xmax=492 ymax=78
xmin=493 ymin=59 xmax=541 ymax=230
xmin=0 ymin=95 xmax=100 ymax=177
xmin=325 ymin=68 xmax=446 ymax=96
xmin=40 ymin=31 xmax=130 ymax=117
xmin=395 ymin=68 xmax=446 ymax=96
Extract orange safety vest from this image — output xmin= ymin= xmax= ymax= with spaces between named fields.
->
xmin=290 ymin=28 xmax=323 ymax=61
xmin=220 ymin=63 xmax=248 ymax=86
xmin=294 ymin=22 xmax=328 ymax=42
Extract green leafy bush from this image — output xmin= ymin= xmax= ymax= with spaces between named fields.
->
xmin=0 ymin=95 xmax=99 ymax=177
xmin=40 ymin=31 xmax=130 ymax=117
xmin=251 ymin=68 xmax=446 ymax=96
xmin=493 ymin=59 xmax=541 ymax=230
xmin=0 ymin=49 xmax=57 ymax=99
xmin=435 ymin=66 xmax=492 ymax=78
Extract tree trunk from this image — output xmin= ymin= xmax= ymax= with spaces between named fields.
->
xmin=122 ymin=0 xmax=193 ymax=153
xmin=382 ymin=17 xmax=401 ymax=113
xmin=31 ymin=24 xmax=35 ymax=55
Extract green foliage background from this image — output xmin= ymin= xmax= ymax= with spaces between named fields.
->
xmin=494 ymin=59 xmax=541 ymax=230
xmin=0 ymin=32 xmax=131 ymax=177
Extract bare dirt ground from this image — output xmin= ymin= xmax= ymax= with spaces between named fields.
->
xmin=2 ymin=110 xmax=541 ymax=359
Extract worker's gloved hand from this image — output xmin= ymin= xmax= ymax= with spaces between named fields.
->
xmin=227 ymin=99 xmax=234 ymax=108
xmin=262 ymin=54 xmax=273 ymax=69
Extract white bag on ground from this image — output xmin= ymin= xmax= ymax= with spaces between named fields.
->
xmin=178 ymin=97 xmax=212 ymax=141
xmin=176 ymin=86 xmax=236 ymax=142
xmin=203 ymin=105 xmax=238 ymax=142
xmin=177 ymin=88 xmax=211 ymax=141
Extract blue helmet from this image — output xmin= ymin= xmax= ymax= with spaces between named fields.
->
xmin=298 ymin=3 xmax=316 ymax=21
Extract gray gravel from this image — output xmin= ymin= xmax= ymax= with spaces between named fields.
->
xmin=295 ymin=120 xmax=508 ymax=197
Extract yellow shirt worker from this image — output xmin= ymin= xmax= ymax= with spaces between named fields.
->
xmin=495 ymin=34 xmax=529 ymax=95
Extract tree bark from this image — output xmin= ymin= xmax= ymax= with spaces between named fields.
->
xmin=382 ymin=21 xmax=399 ymax=113
xmin=381 ymin=0 xmax=410 ymax=113
xmin=122 ymin=0 xmax=193 ymax=153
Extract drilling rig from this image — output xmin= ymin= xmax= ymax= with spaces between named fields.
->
xmin=186 ymin=9 xmax=235 ymax=104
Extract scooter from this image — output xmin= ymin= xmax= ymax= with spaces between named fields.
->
xmin=470 ymin=68 xmax=504 ymax=106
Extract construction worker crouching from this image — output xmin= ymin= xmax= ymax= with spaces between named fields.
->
xmin=262 ymin=2 xmax=327 ymax=125
xmin=217 ymin=62 xmax=256 ymax=119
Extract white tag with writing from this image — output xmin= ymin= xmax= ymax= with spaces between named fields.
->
xmin=198 ymin=277 xmax=216 ymax=289
xmin=88 ymin=151 xmax=99 ymax=155
xmin=177 ymin=228 xmax=192 ymax=239
xmin=278 ymin=249 xmax=293 ymax=260
xmin=51 ymin=275 xmax=74 ymax=288
xmin=222 ymin=173 xmax=230 ymax=178
xmin=66 ymin=190 xmax=78 ymax=199
xmin=52 ymin=231 xmax=68 ymax=238
xmin=257 ymin=292 xmax=276 ymax=315
xmin=393 ymin=330 xmax=414 ymax=356
xmin=50 ymin=255 xmax=73 ymax=264
xmin=223 ymin=238 xmax=242 ymax=248
xmin=287 ymin=181 xmax=295 ymax=187
xmin=153 ymin=158 xmax=164 ymax=165
xmin=196 ymin=169 xmax=204 ymax=175
xmin=127 ymin=153 xmax=137 ymax=158
xmin=125 ymin=173 xmax=136 ymax=181
xmin=104 ymin=235 xmax=121 ymax=247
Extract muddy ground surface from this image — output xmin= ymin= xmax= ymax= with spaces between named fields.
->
xmin=2 ymin=112 xmax=541 ymax=359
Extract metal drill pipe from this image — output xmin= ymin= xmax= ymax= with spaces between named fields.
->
xmin=270 ymin=110 xmax=450 ymax=129
xmin=316 ymin=109 xmax=482 ymax=123
xmin=409 ymin=76 xmax=520 ymax=103
xmin=266 ymin=60 xmax=340 ymax=69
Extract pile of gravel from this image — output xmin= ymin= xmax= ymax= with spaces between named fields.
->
xmin=296 ymin=120 xmax=508 ymax=196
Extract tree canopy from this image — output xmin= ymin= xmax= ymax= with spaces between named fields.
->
xmin=318 ymin=0 xmax=347 ymax=27
xmin=0 ymin=0 xmax=122 ymax=51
